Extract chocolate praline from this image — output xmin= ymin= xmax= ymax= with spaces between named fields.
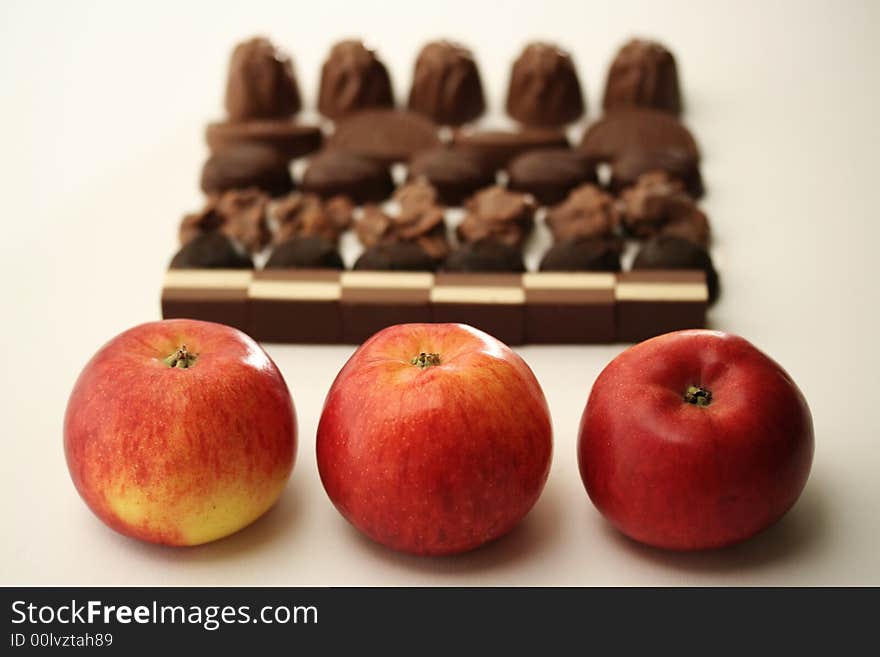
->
xmin=506 ymin=42 xmax=585 ymax=127
xmin=408 ymin=41 xmax=485 ymax=125
xmin=443 ymin=241 xmax=526 ymax=273
xmin=302 ymin=150 xmax=394 ymax=203
xmin=224 ymin=37 xmax=301 ymax=121
xmin=452 ymin=127 xmax=570 ymax=170
xmin=169 ymin=232 xmax=254 ymax=269
xmin=328 ymin=109 xmax=441 ymax=164
xmin=200 ymin=143 xmax=294 ymax=197
xmin=507 ymin=149 xmax=597 ymax=205
xmin=353 ymin=242 xmax=437 ymax=272
xmin=407 ymin=148 xmax=496 ymax=205
xmin=539 ymin=238 xmax=622 ymax=272
xmin=632 ymin=235 xmax=719 ymax=303
xmin=265 ymin=236 xmax=344 ymax=269
xmin=318 ymin=40 xmax=394 ymax=120
xmin=603 ymin=38 xmax=682 ymax=115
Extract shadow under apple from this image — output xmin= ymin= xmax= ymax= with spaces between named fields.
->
xmin=597 ymin=478 xmax=831 ymax=575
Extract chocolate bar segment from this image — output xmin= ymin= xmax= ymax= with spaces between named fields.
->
xmin=431 ymin=273 xmax=525 ymax=345
xmin=615 ymin=270 xmax=707 ymax=342
xmin=249 ymin=269 xmax=342 ymax=343
xmin=161 ymin=269 xmax=252 ymax=333
xmin=523 ymin=272 xmax=616 ymax=343
xmin=340 ymin=272 xmax=434 ymax=344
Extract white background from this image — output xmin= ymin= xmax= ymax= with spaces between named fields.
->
xmin=1 ymin=0 xmax=878 ymax=585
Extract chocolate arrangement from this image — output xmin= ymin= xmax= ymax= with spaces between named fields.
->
xmin=164 ymin=35 xmax=719 ymax=344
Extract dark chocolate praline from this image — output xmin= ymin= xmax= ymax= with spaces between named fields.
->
xmin=265 ymin=236 xmax=344 ymax=269
xmin=443 ymin=240 xmax=526 ymax=273
xmin=169 ymin=232 xmax=254 ymax=269
xmin=539 ymin=238 xmax=622 ymax=272
xmin=353 ymin=242 xmax=437 ymax=272
xmin=632 ymin=235 xmax=719 ymax=303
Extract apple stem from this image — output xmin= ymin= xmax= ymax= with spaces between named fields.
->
xmin=411 ymin=352 xmax=441 ymax=369
xmin=164 ymin=345 xmax=198 ymax=369
xmin=684 ymin=384 xmax=712 ymax=407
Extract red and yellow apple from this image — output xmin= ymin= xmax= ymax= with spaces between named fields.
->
xmin=64 ymin=319 xmax=296 ymax=546
xmin=578 ymin=329 xmax=814 ymax=550
xmin=317 ymin=323 xmax=553 ymax=556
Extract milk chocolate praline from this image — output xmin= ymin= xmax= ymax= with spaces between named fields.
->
xmin=408 ymin=41 xmax=485 ymax=125
xmin=224 ymin=37 xmax=301 ymax=121
xmin=318 ymin=40 xmax=394 ymax=120
xmin=508 ymin=149 xmax=597 ymax=205
xmin=302 ymin=151 xmax=394 ymax=203
xmin=408 ymin=148 xmax=496 ymax=205
xmin=506 ymin=42 xmax=585 ymax=127
xmin=603 ymin=39 xmax=682 ymax=115
xmin=200 ymin=143 xmax=294 ymax=197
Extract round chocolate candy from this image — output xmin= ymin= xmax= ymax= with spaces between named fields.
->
xmin=328 ymin=109 xmax=441 ymax=165
xmin=265 ymin=236 xmax=344 ymax=269
xmin=507 ymin=149 xmax=598 ymax=205
xmin=443 ymin=240 xmax=526 ymax=273
xmin=407 ymin=148 xmax=496 ymax=205
xmin=301 ymin=150 xmax=394 ymax=204
xmin=169 ymin=232 xmax=254 ymax=269
xmin=205 ymin=120 xmax=322 ymax=160
xmin=632 ymin=235 xmax=719 ymax=303
xmin=200 ymin=143 xmax=294 ymax=197
xmin=353 ymin=242 xmax=437 ymax=272
xmin=539 ymin=238 xmax=622 ymax=272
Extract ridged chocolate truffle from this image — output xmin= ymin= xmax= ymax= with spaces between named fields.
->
xmin=407 ymin=148 xmax=496 ymax=205
xmin=505 ymin=42 xmax=585 ymax=127
xmin=170 ymin=232 xmax=254 ymax=269
xmin=603 ymin=39 xmax=682 ymax=115
xmin=632 ymin=235 xmax=719 ymax=303
xmin=318 ymin=40 xmax=394 ymax=120
xmin=408 ymin=41 xmax=485 ymax=125
xmin=539 ymin=238 xmax=622 ymax=272
xmin=507 ymin=149 xmax=597 ymax=205
xmin=200 ymin=143 xmax=294 ymax=197
xmin=224 ymin=37 xmax=301 ymax=121
xmin=265 ymin=236 xmax=344 ymax=269
xmin=443 ymin=240 xmax=526 ymax=273
xmin=302 ymin=151 xmax=394 ymax=203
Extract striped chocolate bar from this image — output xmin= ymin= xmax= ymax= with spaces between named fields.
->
xmin=523 ymin=272 xmax=616 ymax=343
xmin=249 ymin=269 xmax=342 ymax=343
xmin=340 ymin=271 xmax=434 ymax=344
xmin=161 ymin=269 xmax=252 ymax=332
xmin=431 ymin=273 xmax=526 ymax=345
xmin=615 ymin=270 xmax=708 ymax=342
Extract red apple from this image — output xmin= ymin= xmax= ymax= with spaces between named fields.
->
xmin=64 ymin=319 xmax=296 ymax=546
xmin=579 ymin=329 xmax=814 ymax=550
xmin=317 ymin=323 xmax=552 ymax=556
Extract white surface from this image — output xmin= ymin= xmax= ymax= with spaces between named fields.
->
xmin=1 ymin=0 xmax=878 ymax=586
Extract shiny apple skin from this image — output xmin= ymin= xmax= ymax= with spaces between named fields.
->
xmin=64 ymin=319 xmax=296 ymax=546
xmin=578 ymin=330 xmax=814 ymax=550
xmin=317 ymin=323 xmax=553 ymax=556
